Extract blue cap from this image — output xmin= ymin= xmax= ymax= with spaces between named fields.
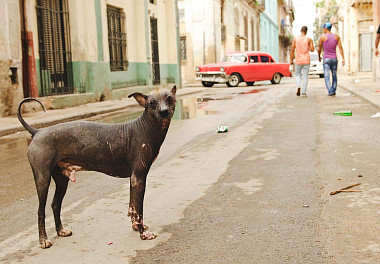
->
xmin=322 ymin=22 xmax=332 ymax=29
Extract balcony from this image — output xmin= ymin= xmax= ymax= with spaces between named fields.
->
xmin=351 ymin=0 xmax=373 ymax=6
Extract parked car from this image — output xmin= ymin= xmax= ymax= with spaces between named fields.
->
xmin=309 ymin=52 xmax=324 ymax=78
xmin=195 ymin=51 xmax=292 ymax=87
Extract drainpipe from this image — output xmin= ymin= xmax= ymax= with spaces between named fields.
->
xmin=21 ymin=0 xmax=38 ymax=98
xmin=144 ymin=0 xmax=153 ymax=88
xmin=174 ymin=0 xmax=182 ymax=88
xmin=20 ymin=0 xmax=30 ymax=97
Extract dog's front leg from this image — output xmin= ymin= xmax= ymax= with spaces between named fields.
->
xmin=128 ymin=171 xmax=157 ymax=240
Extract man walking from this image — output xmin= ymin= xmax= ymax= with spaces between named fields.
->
xmin=290 ymin=26 xmax=315 ymax=97
xmin=318 ymin=22 xmax=345 ymax=96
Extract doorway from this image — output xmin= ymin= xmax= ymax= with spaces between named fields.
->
xmin=359 ymin=33 xmax=372 ymax=72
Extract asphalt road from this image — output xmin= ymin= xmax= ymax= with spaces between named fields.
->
xmin=1 ymin=78 xmax=379 ymax=263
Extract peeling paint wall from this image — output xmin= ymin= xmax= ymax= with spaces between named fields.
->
xmin=0 ymin=0 xmax=23 ymax=116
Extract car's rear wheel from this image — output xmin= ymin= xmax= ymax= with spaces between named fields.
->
xmin=227 ymin=73 xmax=240 ymax=87
xmin=246 ymin=82 xmax=255 ymax=86
xmin=319 ymin=74 xmax=324 ymax=78
xmin=201 ymin=81 xmax=214 ymax=87
xmin=270 ymin=73 xmax=282 ymax=84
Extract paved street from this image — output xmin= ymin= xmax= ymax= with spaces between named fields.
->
xmin=0 ymin=77 xmax=380 ymax=263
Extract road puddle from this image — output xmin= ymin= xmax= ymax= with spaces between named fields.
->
xmin=240 ymin=88 xmax=267 ymax=95
xmin=173 ymin=96 xmax=223 ymax=120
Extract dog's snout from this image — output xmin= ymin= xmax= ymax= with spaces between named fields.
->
xmin=160 ymin=109 xmax=169 ymax=117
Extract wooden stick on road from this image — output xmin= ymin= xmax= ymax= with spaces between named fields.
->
xmin=330 ymin=183 xmax=362 ymax=195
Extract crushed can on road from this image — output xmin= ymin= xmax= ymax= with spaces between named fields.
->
xmin=217 ymin=125 xmax=228 ymax=133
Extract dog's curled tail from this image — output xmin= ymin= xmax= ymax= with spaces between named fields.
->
xmin=17 ymin=98 xmax=46 ymax=136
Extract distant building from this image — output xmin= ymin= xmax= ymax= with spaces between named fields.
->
xmin=178 ymin=0 xmax=265 ymax=85
xmin=260 ymin=0 xmax=279 ymax=61
xmin=278 ymin=0 xmax=294 ymax=63
xmin=0 ymin=0 xmax=180 ymax=116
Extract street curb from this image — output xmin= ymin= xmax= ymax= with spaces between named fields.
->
xmin=338 ymin=83 xmax=380 ymax=110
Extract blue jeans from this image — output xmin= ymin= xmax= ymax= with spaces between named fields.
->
xmin=323 ymin=59 xmax=338 ymax=95
xmin=295 ymin=64 xmax=310 ymax=95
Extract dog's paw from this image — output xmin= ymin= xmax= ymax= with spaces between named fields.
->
xmin=40 ymin=239 xmax=53 ymax=249
xmin=57 ymin=229 xmax=73 ymax=237
xmin=132 ymin=223 xmax=148 ymax=231
xmin=140 ymin=230 xmax=157 ymax=240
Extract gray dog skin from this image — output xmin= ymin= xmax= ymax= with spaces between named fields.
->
xmin=17 ymin=86 xmax=177 ymax=248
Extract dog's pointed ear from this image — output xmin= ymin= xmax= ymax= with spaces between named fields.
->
xmin=171 ymin=85 xmax=177 ymax=96
xmin=128 ymin=93 xmax=148 ymax=107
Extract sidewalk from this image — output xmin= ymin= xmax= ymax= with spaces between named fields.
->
xmin=338 ymin=75 xmax=380 ymax=108
xmin=0 ymin=87 xmax=203 ymax=137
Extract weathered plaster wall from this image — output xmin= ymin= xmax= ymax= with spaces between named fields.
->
xmin=0 ymin=0 xmax=23 ymax=116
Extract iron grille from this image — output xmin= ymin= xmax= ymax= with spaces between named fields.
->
xmin=180 ymin=37 xmax=187 ymax=60
xmin=150 ymin=17 xmax=160 ymax=85
xmin=36 ymin=0 xmax=73 ymax=96
xmin=107 ymin=6 xmax=128 ymax=71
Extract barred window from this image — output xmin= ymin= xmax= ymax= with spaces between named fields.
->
xmin=107 ymin=5 xmax=128 ymax=71
xmin=180 ymin=37 xmax=187 ymax=60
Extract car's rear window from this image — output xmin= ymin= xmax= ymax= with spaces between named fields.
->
xmin=261 ymin=56 xmax=269 ymax=63
xmin=250 ymin=56 xmax=259 ymax=63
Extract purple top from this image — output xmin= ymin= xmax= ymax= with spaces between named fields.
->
xmin=323 ymin=34 xmax=338 ymax=59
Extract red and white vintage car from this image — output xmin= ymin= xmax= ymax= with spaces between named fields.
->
xmin=195 ymin=51 xmax=292 ymax=87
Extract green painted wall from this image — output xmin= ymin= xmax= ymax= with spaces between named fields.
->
xmin=71 ymin=61 xmax=110 ymax=97
xmin=109 ymin=62 xmax=149 ymax=88
xmin=36 ymin=59 xmax=179 ymax=100
xmin=159 ymin=64 xmax=179 ymax=84
xmin=94 ymin=0 xmax=104 ymax=62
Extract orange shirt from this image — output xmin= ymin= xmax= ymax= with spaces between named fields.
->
xmin=295 ymin=35 xmax=310 ymax=65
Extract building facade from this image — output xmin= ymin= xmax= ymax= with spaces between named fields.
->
xmin=0 ymin=0 xmax=180 ymax=116
xmin=315 ymin=0 xmax=379 ymax=76
xmin=178 ymin=0 xmax=264 ymax=85
xmin=0 ymin=0 xmax=23 ymax=116
xmin=260 ymin=0 xmax=279 ymax=61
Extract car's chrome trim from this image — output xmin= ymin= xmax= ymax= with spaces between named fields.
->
xmin=195 ymin=71 xmax=229 ymax=83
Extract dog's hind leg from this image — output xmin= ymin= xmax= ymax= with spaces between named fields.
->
xmin=51 ymin=166 xmax=72 ymax=238
xmin=30 ymin=165 xmax=53 ymax=249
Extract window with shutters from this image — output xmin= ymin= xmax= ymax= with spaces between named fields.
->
xmin=107 ymin=5 xmax=128 ymax=71
xmin=36 ymin=0 xmax=73 ymax=96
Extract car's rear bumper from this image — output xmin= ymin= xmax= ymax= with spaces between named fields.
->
xmin=196 ymin=72 xmax=229 ymax=83
xmin=308 ymin=70 xmax=324 ymax=75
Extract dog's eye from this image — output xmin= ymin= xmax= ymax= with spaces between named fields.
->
xmin=166 ymin=95 xmax=172 ymax=102
xmin=149 ymin=99 xmax=156 ymax=106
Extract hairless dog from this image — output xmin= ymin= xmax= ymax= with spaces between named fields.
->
xmin=17 ymin=86 xmax=177 ymax=248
